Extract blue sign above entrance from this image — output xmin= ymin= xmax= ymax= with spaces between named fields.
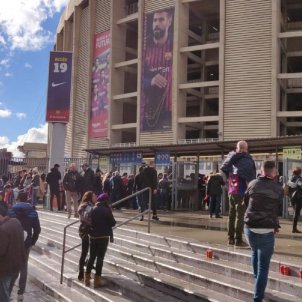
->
xmin=155 ymin=152 xmax=170 ymax=165
xmin=109 ymin=152 xmax=142 ymax=164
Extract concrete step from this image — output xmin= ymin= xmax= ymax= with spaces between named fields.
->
xmin=34 ymin=231 xmax=243 ymax=302
xmin=31 ymin=239 xmax=183 ymax=302
xmin=37 ymin=211 xmax=302 ymax=301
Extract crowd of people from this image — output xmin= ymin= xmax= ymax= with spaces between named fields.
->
xmin=2 ymin=143 xmax=302 ymax=302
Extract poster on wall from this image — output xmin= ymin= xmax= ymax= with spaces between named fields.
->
xmin=89 ymin=31 xmax=110 ymax=138
xmin=140 ymin=8 xmax=174 ymax=132
xmin=46 ymin=51 xmax=73 ymax=122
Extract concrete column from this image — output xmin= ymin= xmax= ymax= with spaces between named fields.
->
xmin=48 ymin=123 xmax=66 ymax=175
xmin=218 ymin=0 xmax=225 ymax=140
xmin=173 ymin=1 xmax=189 ymax=141
xmin=272 ymin=0 xmax=281 ymax=136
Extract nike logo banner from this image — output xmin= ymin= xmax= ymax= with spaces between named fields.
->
xmin=46 ymin=51 xmax=73 ymax=123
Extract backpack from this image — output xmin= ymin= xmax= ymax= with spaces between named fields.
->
xmin=78 ymin=203 xmax=93 ymax=239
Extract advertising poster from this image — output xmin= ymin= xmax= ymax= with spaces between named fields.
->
xmin=89 ymin=31 xmax=110 ymax=138
xmin=140 ymin=8 xmax=174 ymax=132
xmin=46 ymin=51 xmax=73 ymax=122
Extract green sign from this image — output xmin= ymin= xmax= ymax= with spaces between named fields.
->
xmin=283 ymin=147 xmax=301 ymax=160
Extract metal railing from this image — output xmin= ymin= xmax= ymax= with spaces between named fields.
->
xmin=60 ymin=187 xmax=152 ymax=284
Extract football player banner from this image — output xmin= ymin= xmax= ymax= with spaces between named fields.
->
xmin=46 ymin=51 xmax=73 ymax=122
xmin=89 ymin=31 xmax=110 ymax=138
xmin=140 ymin=8 xmax=174 ymax=132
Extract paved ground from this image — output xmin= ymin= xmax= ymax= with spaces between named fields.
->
xmin=10 ymin=281 xmax=58 ymax=302
xmin=11 ymin=207 xmax=301 ymax=301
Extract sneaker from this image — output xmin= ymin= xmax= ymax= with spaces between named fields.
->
xmin=139 ymin=216 xmax=144 ymax=221
xmin=215 ymin=215 xmax=223 ymax=218
xmin=209 ymin=215 xmax=213 ymax=218
xmin=17 ymin=294 xmax=24 ymax=302
xmin=235 ymin=240 xmax=249 ymax=248
xmin=152 ymin=216 xmax=159 ymax=221
xmin=228 ymin=238 xmax=235 ymax=245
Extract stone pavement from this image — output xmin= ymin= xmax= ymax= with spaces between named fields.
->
xmin=10 ymin=280 xmax=58 ymax=302
xmin=111 ymin=209 xmax=302 ymax=260
xmin=11 ymin=207 xmax=302 ymax=302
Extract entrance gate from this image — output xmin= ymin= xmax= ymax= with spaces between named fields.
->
xmin=171 ymin=162 xmax=199 ymax=210
xmin=283 ymin=158 xmax=302 ymax=219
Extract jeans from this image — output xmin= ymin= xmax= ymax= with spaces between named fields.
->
xmin=228 ymin=194 xmax=246 ymax=240
xmin=86 ymin=238 xmax=109 ymax=276
xmin=31 ymin=187 xmax=39 ymax=206
xmin=10 ymin=248 xmax=30 ymax=295
xmin=0 ymin=276 xmax=12 ymax=302
xmin=244 ymin=227 xmax=275 ymax=302
xmin=209 ymin=193 xmax=222 ymax=216
xmin=79 ymin=237 xmax=89 ymax=274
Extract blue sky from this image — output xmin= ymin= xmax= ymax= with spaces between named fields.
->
xmin=0 ymin=0 xmax=68 ymax=155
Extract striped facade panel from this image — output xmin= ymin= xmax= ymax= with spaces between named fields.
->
xmin=64 ymin=19 xmax=74 ymax=157
xmin=223 ymin=0 xmax=273 ymax=140
xmin=144 ymin=0 xmax=175 ymax=12
xmin=88 ymin=138 xmax=109 ymax=149
xmin=95 ymin=0 xmax=111 ymax=33
xmin=140 ymin=132 xmax=173 ymax=145
xmin=73 ymin=6 xmax=89 ymax=157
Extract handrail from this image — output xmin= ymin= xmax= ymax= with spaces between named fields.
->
xmin=60 ymin=187 xmax=152 ymax=284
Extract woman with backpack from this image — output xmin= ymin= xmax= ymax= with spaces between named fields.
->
xmin=77 ymin=191 xmax=97 ymax=281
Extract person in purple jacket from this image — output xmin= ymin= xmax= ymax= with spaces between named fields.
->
xmin=221 ymin=140 xmax=256 ymax=247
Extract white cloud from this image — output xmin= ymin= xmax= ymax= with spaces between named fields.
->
xmin=24 ymin=62 xmax=32 ymax=69
xmin=0 ymin=35 xmax=5 ymax=45
xmin=0 ymin=109 xmax=12 ymax=117
xmin=0 ymin=1 xmax=68 ymax=51
xmin=0 ymin=123 xmax=48 ymax=156
xmin=4 ymin=72 xmax=12 ymax=77
xmin=16 ymin=112 xmax=26 ymax=119
xmin=0 ymin=59 xmax=9 ymax=67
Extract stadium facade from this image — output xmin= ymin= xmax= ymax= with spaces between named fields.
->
xmin=54 ymin=0 xmax=302 ymax=158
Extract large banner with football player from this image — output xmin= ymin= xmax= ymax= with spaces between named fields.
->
xmin=140 ymin=8 xmax=174 ymax=132
xmin=89 ymin=31 xmax=110 ymax=138
xmin=46 ymin=51 xmax=73 ymax=122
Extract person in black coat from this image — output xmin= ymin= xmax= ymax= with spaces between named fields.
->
xmin=8 ymin=192 xmax=41 ymax=298
xmin=84 ymin=193 xmax=116 ymax=288
xmin=81 ymin=164 xmax=95 ymax=193
xmin=46 ymin=164 xmax=62 ymax=211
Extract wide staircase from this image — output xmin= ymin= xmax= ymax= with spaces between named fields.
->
xmin=28 ymin=210 xmax=302 ymax=302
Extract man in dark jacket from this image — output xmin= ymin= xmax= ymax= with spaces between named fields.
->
xmin=220 ymin=140 xmax=256 ymax=247
xmin=287 ymin=166 xmax=302 ymax=233
xmin=0 ymin=205 xmax=26 ymax=302
xmin=141 ymin=164 xmax=159 ymax=221
xmin=8 ymin=192 xmax=41 ymax=300
xmin=46 ymin=164 xmax=62 ymax=211
xmin=81 ymin=163 xmax=95 ymax=193
xmin=206 ymin=172 xmax=225 ymax=218
xmin=63 ymin=163 xmax=81 ymax=219
xmin=244 ymin=160 xmax=283 ymax=302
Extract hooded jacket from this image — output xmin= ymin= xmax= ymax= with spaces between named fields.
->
xmin=244 ymin=176 xmax=283 ymax=229
xmin=9 ymin=202 xmax=41 ymax=249
xmin=46 ymin=167 xmax=61 ymax=191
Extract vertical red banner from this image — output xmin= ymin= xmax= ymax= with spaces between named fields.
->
xmin=140 ymin=8 xmax=174 ymax=132
xmin=89 ymin=31 xmax=110 ymax=138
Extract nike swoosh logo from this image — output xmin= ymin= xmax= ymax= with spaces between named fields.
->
xmin=51 ymin=82 xmax=66 ymax=87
